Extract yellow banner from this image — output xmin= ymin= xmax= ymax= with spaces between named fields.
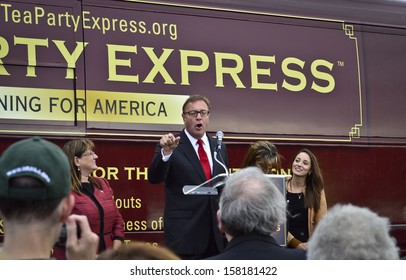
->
xmin=0 ymin=87 xmax=85 ymax=121
xmin=0 ymin=86 xmax=187 ymax=124
xmin=87 ymin=90 xmax=187 ymax=124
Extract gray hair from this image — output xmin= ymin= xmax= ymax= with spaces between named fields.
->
xmin=308 ymin=204 xmax=400 ymax=259
xmin=219 ymin=166 xmax=286 ymax=236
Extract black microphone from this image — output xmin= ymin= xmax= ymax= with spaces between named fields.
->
xmin=216 ymin=131 xmax=224 ymax=152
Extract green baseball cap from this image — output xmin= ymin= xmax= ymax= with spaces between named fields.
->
xmin=0 ymin=136 xmax=71 ymax=200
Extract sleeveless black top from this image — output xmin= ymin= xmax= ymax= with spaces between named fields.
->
xmin=286 ymin=191 xmax=309 ymax=242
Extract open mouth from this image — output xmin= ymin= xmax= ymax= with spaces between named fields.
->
xmin=196 ymin=123 xmax=203 ymax=129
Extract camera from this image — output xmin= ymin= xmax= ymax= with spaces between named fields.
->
xmin=55 ymin=223 xmax=81 ymax=248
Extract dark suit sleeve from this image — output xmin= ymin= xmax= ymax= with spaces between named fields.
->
xmin=148 ymin=142 xmax=170 ymax=184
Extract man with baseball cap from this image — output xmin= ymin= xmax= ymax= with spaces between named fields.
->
xmin=0 ymin=136 xmax=99 ymax=259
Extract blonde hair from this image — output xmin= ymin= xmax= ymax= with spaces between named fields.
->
xmin=97 ymin=242 xmax=181 ymax=260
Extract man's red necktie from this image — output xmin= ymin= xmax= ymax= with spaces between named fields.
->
xmin=197 ymin=139 xmax=211 ymax=180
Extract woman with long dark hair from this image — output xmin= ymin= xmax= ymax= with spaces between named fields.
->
xmin=286 ymin=148 xmax=327 ymax=250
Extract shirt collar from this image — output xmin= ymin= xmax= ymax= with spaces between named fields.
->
xmin=184 ymin=129 xmax=209 ymax=147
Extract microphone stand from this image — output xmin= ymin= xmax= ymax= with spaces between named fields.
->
xmin=214 ymin=150 xmax=229 ymax=177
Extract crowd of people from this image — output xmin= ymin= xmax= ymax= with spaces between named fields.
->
xmin=0 ymin=95 xmax=401 ymax=260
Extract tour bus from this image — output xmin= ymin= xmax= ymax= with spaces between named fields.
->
xmin=1 ymin=0 xmax=405 ymax=257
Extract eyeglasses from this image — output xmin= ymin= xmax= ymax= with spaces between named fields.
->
xmin=81 ymin=151 xmax=96 ymax=157
xmin=183 ymin=110 xmax=210 ymax=117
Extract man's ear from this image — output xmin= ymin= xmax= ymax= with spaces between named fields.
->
xmin=217 ymin=209 xmax=225 ymax=233
xmin=60 ymin=194 xmax=75 ymax=222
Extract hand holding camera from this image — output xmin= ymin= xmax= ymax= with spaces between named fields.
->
xmin=64 ymin=214 xmax=99 ymax=260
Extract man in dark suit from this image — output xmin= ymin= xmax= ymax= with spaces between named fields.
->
xmin=205 ymin=167 xmax=307 ymax=260
xmin=148 ymin=95 xmax=228 ymax=260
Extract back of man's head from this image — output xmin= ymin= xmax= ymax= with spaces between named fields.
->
xmin=307 ymin=203 xmax=400 ymax=259
xmin=219 ymin=166 xmax=286 ymax=237
xmin=0 ymin=136 xmax=71 ymax=220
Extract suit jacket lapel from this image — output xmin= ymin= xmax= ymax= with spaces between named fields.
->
xmin=177 ymin=130 xmax=207 ymax=181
